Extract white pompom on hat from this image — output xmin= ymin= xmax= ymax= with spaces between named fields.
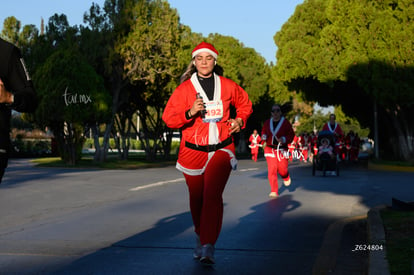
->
xmin=191 ymin=42 xmax=218 ymax=60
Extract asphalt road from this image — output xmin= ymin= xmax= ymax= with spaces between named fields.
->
xmin=0 ymin=157 xmax=412 ymax=274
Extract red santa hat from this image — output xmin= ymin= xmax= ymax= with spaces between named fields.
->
xmin=191 ymin=42 xmax=218 ymax=59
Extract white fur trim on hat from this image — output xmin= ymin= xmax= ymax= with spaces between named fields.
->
xmin=192 ymin=48 xmax=218 ymax=59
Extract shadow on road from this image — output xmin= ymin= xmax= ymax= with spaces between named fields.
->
xmin=4 ymin=159 xmax=412 ymax=274
xmin=51 ymin=195 xmax=310 ymax=274
xmin=2 ymin=158 xmax=101 ymax=188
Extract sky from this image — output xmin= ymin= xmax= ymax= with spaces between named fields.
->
xmin=1 ymin=0 xmax=304 ymax=63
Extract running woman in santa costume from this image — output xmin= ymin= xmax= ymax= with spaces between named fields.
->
xmin=261 ymin=104 xmax=295 ymax=198
xmin=162 ymin=42 xmax=252 ymax=265
xmin=248 ymin=129 xmax=261 ymax=162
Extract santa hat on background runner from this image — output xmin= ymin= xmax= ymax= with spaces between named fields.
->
xmin=192 ymin=42 xmax=218 ymax=59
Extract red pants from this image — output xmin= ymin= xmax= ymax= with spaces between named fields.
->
xmin=251 ymin=147 xmax=259 ymax=162
xmin=301 ymin=148 xmax=308 ymax=162
xmin=265 ymin=154 xmax=290 ymax=194
xmin=350 ymin=147 xmax=359 ymax=161
xmin=183 ymin=150 xmax=232 ymax=245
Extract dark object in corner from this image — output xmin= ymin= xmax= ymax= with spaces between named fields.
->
xmin=392 ymin=197 xmax=414 ymax=211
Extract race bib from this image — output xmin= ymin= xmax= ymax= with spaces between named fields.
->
xmin=203 ymin=100 xmax=223 ymax=123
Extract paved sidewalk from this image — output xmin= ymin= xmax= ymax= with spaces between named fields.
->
xmin=314 ymin=210 xmax=392 ymax=275
xmin=314 ymin=161 xmax=414 ymax=275
xmin=313 ymin=215 xmax=369 ymax=274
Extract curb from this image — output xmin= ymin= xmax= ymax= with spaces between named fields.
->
xmin=367 ymin=206 xmax=390 ymax=275
xmin=312 ymin=215 xmax=367 ymax=275
xmin=368 ymin=162 xmax=414 ymax=172
xmin=313 ymin=207 xmax=392 ymax=275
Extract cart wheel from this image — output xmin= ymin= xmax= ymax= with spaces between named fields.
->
xmin=322 ymin=162 xmax=326 ymax=177
xmin=312 ymin=161 xmax=316 ymax=176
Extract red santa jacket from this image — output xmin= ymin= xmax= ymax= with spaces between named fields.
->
xmin=249 ymin=134 xmax=261 ymax=149
xmin=299 ymin=133 xmax=310 ymax=149
xmin=261 ymin=117 xmax=295 ymax=158
xmin=322 ymin=122 xmax=344 ymax=138
xmin=162 ymin=73 xmax=252 ymax=175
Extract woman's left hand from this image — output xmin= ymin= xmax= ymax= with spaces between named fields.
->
xmin=228 ymin=118 xmax=243 ymax=135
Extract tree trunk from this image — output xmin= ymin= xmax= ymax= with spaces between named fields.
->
xmin=60 ymin=122 xmax=81 ymax=165
xmin=97 ymin=78 xmax=123 ymax=163
xmin=388 ymin=112 xmax=413 ymax=161
xmin=91 ymin=124 xmax=102 ymax=162
xmin=99 ymin=120 xmax=113 ymax=162
xmin=380 ymin=105 xmax=414 ymax=161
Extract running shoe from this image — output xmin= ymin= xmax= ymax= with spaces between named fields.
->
xmin=200 ymin=244 xmax=215 ymax=265
xmin=269 ymin=192 xmax=278 ymax=198
xmin=193 ymin=235 xmax=202 ymax=259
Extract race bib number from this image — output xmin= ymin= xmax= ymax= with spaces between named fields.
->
xmin=203 ymin=100 xmax=223 ymax=123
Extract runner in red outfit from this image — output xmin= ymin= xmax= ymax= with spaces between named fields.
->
xmin=162 ymin=42 xmax=252 ymax=265
xmin=249 ymin=129 xmax=261 ymax=162
xmin=322 ymin=114 xmax=344 ymax=160
xmin=261 ymin=104 xmax=295 ymax=198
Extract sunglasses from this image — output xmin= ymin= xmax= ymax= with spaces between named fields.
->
xmin=272 ymin=109 xmax=281 ymax=113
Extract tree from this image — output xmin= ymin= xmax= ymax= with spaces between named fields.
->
xmin=18 ymin=24 xmax=39 ymax=49
xmin=208 ymin=34 xmax=270 ymax=105
xmin=116 ymin=0 xmax=183 ymax=160
xmin=80 ymin=0 xmax=132 ymax=162
xmin=274 ymin=0 xmax=414 ymax=161
xmin=296 ymin=105 xmax=370 ymax=138
xmin=33 ymin=48 xmax=110 ymax=165
xmin=80 ymin=0 xmax=199 ymax=162
xmin=1 ymin=16 xmax=21 ymax=43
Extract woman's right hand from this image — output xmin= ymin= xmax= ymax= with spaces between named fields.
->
xmin=0 ymin=78 xmax=13 ymax=104
xmin=189 ymin=97 xmax=205 ymax=117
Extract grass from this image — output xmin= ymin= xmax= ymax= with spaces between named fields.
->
xmin=368 ymin=159 xmax=414 ymax=173
xmin=380 ymin=208 xmax=414 ymax=275
xmin=371 ymin=159 xmax=414 ymax=167
xmin=373 ymin=158 xmax=414 ymax=274
xmin=31 ymin=150 xmax=253 ymax=169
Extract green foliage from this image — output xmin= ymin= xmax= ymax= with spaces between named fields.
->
xmin=0 ymin=0 xmax=289 ymax=162
xmin=32 ymin=47 xmax=110 ymax=164
xmin=274 ymin=0 xmax=329 ymax=84
xmin=83 ymin=137 xmax=180 ymax=153
xmin=207 ymin=34 xmax=270 ymax=105
xmin=11 ymin=138 xmax=51 ymax=157
xmin=295 ymin=105 xmax=370 ymax=138
xmin=176 ymin=26 xmax=203 ymax=80
xmin=274 ymin=0 xmax=414 ymax=160
xmin=1 ymin=16 xmax=20 ymax=43
xmin=112 ymin=0 xmax=184 ymax=160
xmin=276 ymin=0 xmax=414 ymax=107
xmin=33 ymin=48 xmax=110 ymax=126
xmin=118 ymin=0 xmax=182 ymax=87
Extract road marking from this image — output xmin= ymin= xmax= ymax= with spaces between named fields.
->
xmin=130 ymin=168 xmax=258 ymax=191
xmin=238 ymin=168 xmax=259 ymax=172
xmin=129 ymin=178 xmax=185 ymax=191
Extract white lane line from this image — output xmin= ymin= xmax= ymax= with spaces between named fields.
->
xmin=238 ymin=168 xmax=259 ymax=172
xmin=130 ymin=167 xmax=258 ymax=191
xmin=129 ymin=178 xmax=185 ymax=191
